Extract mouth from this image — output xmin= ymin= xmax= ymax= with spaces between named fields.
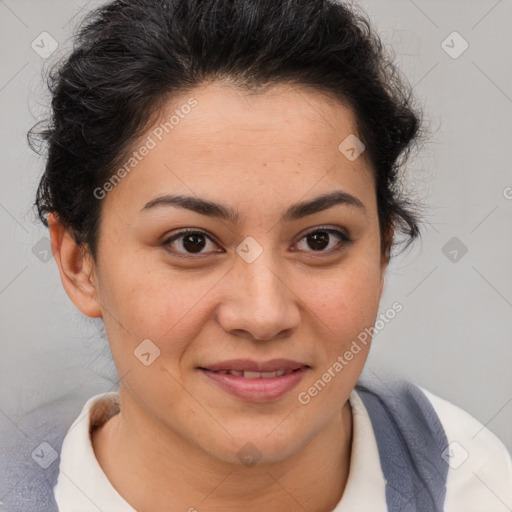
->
xmin=198 ymin=359 xmax=310 ymax=402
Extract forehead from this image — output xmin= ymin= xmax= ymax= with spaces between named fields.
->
xmin=160 ymin=81 xmax=362 ymax=159
xmin=104 ymin=81 xmax=374 ymax=215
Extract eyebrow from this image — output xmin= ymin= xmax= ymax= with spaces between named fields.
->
xmin=141 ymin=190 xmax=365 ymax=223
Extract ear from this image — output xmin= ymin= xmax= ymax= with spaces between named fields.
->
xmin=48 ymin=213 xmax=102 ymax=318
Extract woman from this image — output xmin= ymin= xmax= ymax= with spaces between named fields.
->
xmin=4 ymin=0 xmax=510 ymax=510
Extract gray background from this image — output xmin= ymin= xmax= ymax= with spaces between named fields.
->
xmin=1 ymin=0 xmax=511 ymax=454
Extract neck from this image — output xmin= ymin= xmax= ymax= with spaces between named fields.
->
xmin=92 ymin=390 xmax=353 ymax=512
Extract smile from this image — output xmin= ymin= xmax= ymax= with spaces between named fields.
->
xmin=198 ymin=360 xmax=310 ymax=402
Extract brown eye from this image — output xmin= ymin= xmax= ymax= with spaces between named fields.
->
xmin=162 ymin=230 xmax=222 ymax=256
xmin=295 ymin=228 xmax=351 ymax=254
xmin=306 ymin=231 xmax=330 ymax=251
xmin=181 ymin=233 xmax=207 ymax=253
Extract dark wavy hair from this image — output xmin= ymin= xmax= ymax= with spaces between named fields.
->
xmin=30 ymin=0 xmax=424 ymax=262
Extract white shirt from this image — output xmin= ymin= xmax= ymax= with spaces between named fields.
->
xmin=54 ymin=389 xmax=512 ymax=511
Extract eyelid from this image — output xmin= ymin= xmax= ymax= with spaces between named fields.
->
xmin=297 ymin=224 xmax=351 ymax=242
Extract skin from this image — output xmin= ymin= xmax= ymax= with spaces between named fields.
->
xmin=49 ymin=81 xmax=391 ymax=511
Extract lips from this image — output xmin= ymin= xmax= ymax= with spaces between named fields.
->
xmin=198 ymin=359 xmax=310 ymax=402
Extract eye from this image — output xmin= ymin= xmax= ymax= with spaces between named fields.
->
xmin=162 ymin=229 xmax=222 ymax=257
xmin=293 ymin=227 xmax=352 ymax=254
xmin=162 ymin=226 xmax=352 ymax=258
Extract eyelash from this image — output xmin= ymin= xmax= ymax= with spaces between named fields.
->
xmin=161 ymin=226 xmax=352 ymax=259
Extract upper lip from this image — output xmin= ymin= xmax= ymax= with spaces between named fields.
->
xmin=199 ymin=359 xmax=309 ymax=372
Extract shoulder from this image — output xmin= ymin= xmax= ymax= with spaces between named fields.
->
xmin=355 ymin=375 xmax=512 ymax=510
xmin=421 ymin=387 xmax=512 ymax=511
xmin=0 ymin=393 xmax=88 ymax=512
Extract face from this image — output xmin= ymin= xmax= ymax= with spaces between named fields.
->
xmin=83 ymin=82 xmax=387 ymax=465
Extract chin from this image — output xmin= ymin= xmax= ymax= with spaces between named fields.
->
xmin=202 ymin=424 xmax=314 ymax=468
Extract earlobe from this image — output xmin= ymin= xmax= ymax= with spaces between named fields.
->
xmin=48 ymin=213 xmax=102 ymax=318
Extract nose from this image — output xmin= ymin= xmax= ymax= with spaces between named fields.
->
xmin=216 ymin=250 xmax=301 ymax=341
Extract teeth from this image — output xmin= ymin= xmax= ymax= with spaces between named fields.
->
xmin=243 ymin=371 xmax=262 ymax=379
xmin=211 ymin=368 xmax=300 ymax=378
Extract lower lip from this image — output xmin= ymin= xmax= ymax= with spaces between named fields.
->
xmin=199 ymin=368 xmax=308 ymax=402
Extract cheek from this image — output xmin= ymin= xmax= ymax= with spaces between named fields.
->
xmin=95 ymin=253 xmax=219 ymax=358
xmin=305 ymin=257 xmax=383 ymax=346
